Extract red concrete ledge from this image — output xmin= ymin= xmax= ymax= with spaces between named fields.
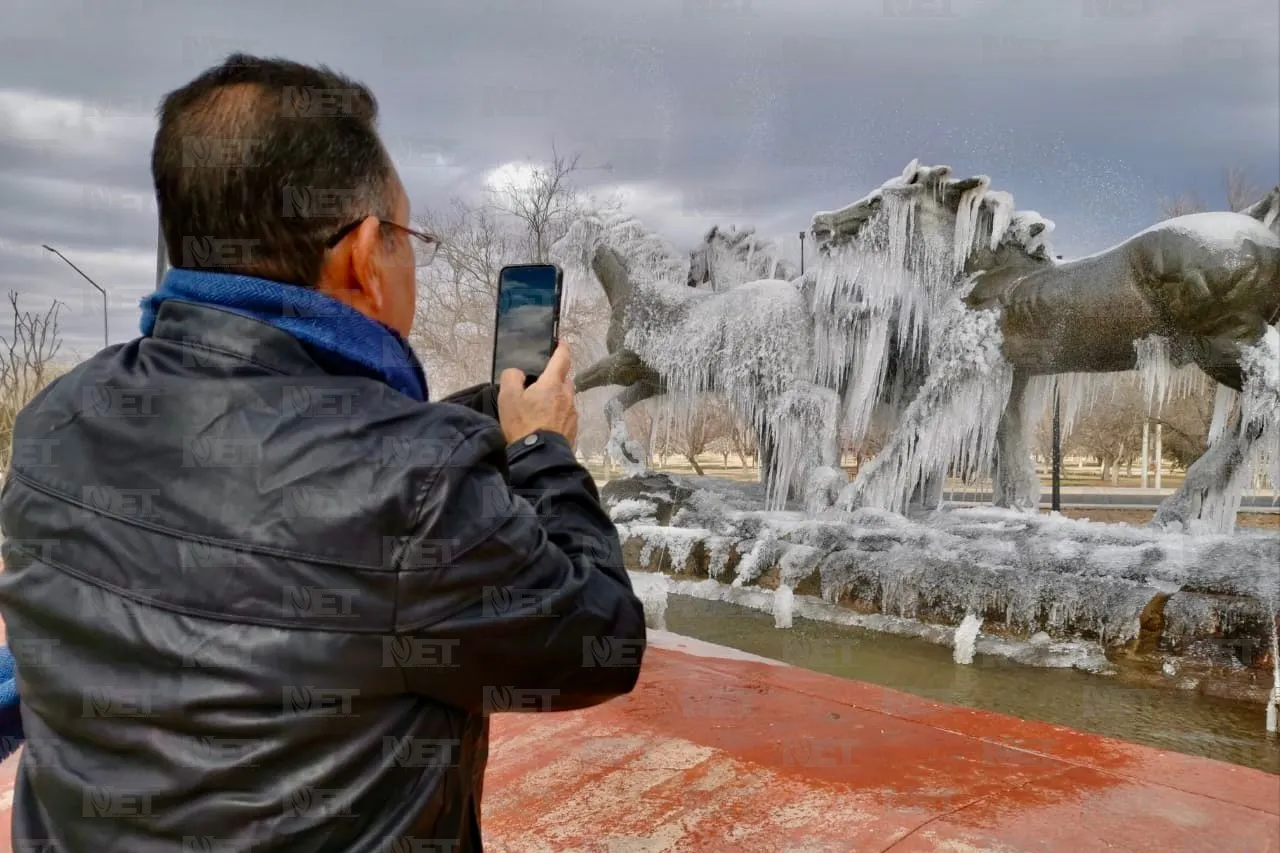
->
xmin=480 ymin=632 xmax=1279 ymax=851
xmin=0 ymin=630 xmax=1277 ymax=851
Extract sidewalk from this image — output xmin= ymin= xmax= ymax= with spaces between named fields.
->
xmin=1 ymin=630 xmax=1277 ymax=851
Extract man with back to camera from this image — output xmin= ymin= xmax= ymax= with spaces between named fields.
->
xmin=0 ymin=54 xmax=646 ymax=852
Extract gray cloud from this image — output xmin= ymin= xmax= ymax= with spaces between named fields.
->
xmin=2 ymin=0 xmax=1277 ymax=355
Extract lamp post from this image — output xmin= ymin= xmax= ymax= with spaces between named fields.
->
xmin=1051 ymin=379 xmax=1062 ymax=512
xmin=798 ymin=231 xmax=806 ymax=275
xmin=42 ymin=244 xmax=108 ymax=349
xmin=155 ymin=219 xmax=168 ymax=288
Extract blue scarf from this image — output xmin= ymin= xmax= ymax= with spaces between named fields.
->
xmin=139 ymin=269 xmax=429 ymax=402
xmin=0 ymin=646 xmax=19 ymax=760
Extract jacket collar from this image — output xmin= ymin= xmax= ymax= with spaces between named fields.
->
xmin=149 ymin=300 xmax=340 ymax=380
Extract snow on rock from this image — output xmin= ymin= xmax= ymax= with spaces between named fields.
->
xmin=630 ymin=524 xmax=711 ymax=574
xmin=732 ymin=527 xmax=780 ymax=588
xmin=609 ymin=498 xmax=660 ymax=524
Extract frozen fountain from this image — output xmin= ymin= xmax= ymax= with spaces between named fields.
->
xmin=555 ymin=162 xmax=1280 ymax=729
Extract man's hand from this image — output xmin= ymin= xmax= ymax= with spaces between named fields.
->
xmin=497 ymin=344 xmax=579 ymax=446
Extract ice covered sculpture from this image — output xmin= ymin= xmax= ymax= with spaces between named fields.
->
xmin=558 ymin=216 xmax=847 ymax=511
xmin=562 ymin=162 xmax=1280 ymax=530
xmin=815 ymin=162 xmax=1280 ymax=530
xmin=556 ymin=164 xmax=1280 ymax=726
xmin=685 ymin=224 xmax=797 ymax=290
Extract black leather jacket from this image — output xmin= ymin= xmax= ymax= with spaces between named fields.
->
xmin=0 ymin=300 xmax=646 ymax=852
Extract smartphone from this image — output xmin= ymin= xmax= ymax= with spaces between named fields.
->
xmin=491 ymin=263 xmax=563 ymax=386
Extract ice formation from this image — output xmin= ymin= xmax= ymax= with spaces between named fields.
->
xmin=612 ymin=485 xmax=1280 ymax=676
xmin=567 ymin=160 xmax=1280 ymax=530
xmin=838 ymin=298 xmax=1013 ymax=513
xmin=1134 ymin=334 xmax=1212 ymax=415
xmin=773 ymin=584 xmax=794 ymax=629
xmin=953 ymin=613 xmax=983 ymax=665
xmin=687 ymin=225 xmax=797 ymax=291
xmin=604 ymin=397 xmax=648 ymax=475
xmin=554 ymin=208 xmax=686 ymax=308
xmin=567 ymin=161 xmax=1047 ymax=513
xmin=1152 ymin=325 xmax=1280 ymax=535
xmin=632 ymin=570 xmax=670 ymax=631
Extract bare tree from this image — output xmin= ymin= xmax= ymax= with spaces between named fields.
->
xmin=663 ymin=399 xmax=734 ymax=476
xmin=411 ymin=148 xmax=616 ymax=405
xmin=624 ymin=403 xmax=655 ymax=466
xmin=410 ymin=199 xmax=514 ymax=395
xmin=729 ymin=416 xmax=758 ymax=469
xmin=1159 ymin=193 xmax=1203 ymax=219
xmin=1152 ymin=389 xmax=1220 ymax=470
xmin=1159 ymin=167 xmax=1265 ymax=219
xmin=1 ymin=292 xmax=65 ymax=471
xmin=487 ymin=145 xmax=587 ymax=263
xmin=1063 ymin=377 xmax=1147 ymax=483
xmin=1225 ymin=167 xmax=1261 ymax=213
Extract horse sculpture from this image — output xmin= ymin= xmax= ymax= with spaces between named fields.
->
xmin=561 ymin=218 xmax=842 ymax=510
xmin=814 ymin=162 xmax=1280 ymax=526
xmin=685 ymin=225 xmax=798 ymax=290
xmin=565 ymin=161 xmax=1280 ymax=528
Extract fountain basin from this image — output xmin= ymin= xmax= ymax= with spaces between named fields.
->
xmin=607 ymin=473 xmax=1280 ymax=705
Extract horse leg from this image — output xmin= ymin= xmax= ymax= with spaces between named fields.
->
xmin=576 ymin=348 xmax=657 ymax=394
xmin=992 ymin=368 xmax=1040 ymax=511
xmin=604 ymin=381 xmax=660 ymax=474
xmin=1153 ymin=335 xmax=1273 ymax=531
xmin=1151 ymin=405 xmax=1264 ymax=531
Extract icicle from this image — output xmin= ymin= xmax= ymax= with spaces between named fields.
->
xmin=1268 ymin=608 xmax=1279 ymax=734
xmin=1134 ymin=334 xmax=1211 ymax=415
xmin=1239 ymin=325 xmax=1280 ymax=495
xmin=953 ymin=612 xmax=983 ymax=665
xmin=774 ymin=584 xmax=794 ymax=629
xmin=636 ymin=572 xmax=669 ymax=631
xmin=952 ymin=184 xmax=986 ymax=274
xmin=1208 ymin=384 xmax=1238 ymax=446
xmin=984 ymin=191 xmax=1015 ymax=251
xmin=841 ymin=301 xmax=1014 ymax=514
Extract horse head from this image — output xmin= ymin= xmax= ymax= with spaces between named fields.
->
xmin=687 ymin=223 xmax=795 ymax=290
xmin=811 ymin=160 xmax=991 ymax=258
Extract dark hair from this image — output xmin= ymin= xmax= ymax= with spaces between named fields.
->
xmin=152 ymin=53 xmax=396 ymax=287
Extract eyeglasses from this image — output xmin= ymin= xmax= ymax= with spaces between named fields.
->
xmin=325 ymin=217 xmax=438 ymax=267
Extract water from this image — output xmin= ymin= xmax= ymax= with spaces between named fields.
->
xmin=664 ymin=594 xmax=1280 ymax=775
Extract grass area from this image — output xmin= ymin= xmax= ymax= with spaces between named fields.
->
xmin=1057 ymin=507 xmax=1277 ymax=531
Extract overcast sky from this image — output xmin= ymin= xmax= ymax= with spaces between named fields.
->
xmin=2 ymin=0 xmax=1277 ymax=357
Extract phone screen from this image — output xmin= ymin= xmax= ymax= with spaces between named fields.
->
xmin=492 ymin=264 xmax=561 ymax=384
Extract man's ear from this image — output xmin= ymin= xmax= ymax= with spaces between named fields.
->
xmin=347 ymin=216 xmax=388 ymax=315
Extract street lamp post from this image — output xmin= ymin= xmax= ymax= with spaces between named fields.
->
xmin=155 ymin=220 xmax=168 ymax=288
xmin=1051 ymin=380 xmax=1063 ymax=512
xmin=42 ymin=244 xmax=109 ymax=349
xmin=798 ymin=231 xmax=806 ymax=275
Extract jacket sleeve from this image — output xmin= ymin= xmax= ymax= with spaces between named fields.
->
xmin=391 ymin=424 xmax=646 ymax=714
